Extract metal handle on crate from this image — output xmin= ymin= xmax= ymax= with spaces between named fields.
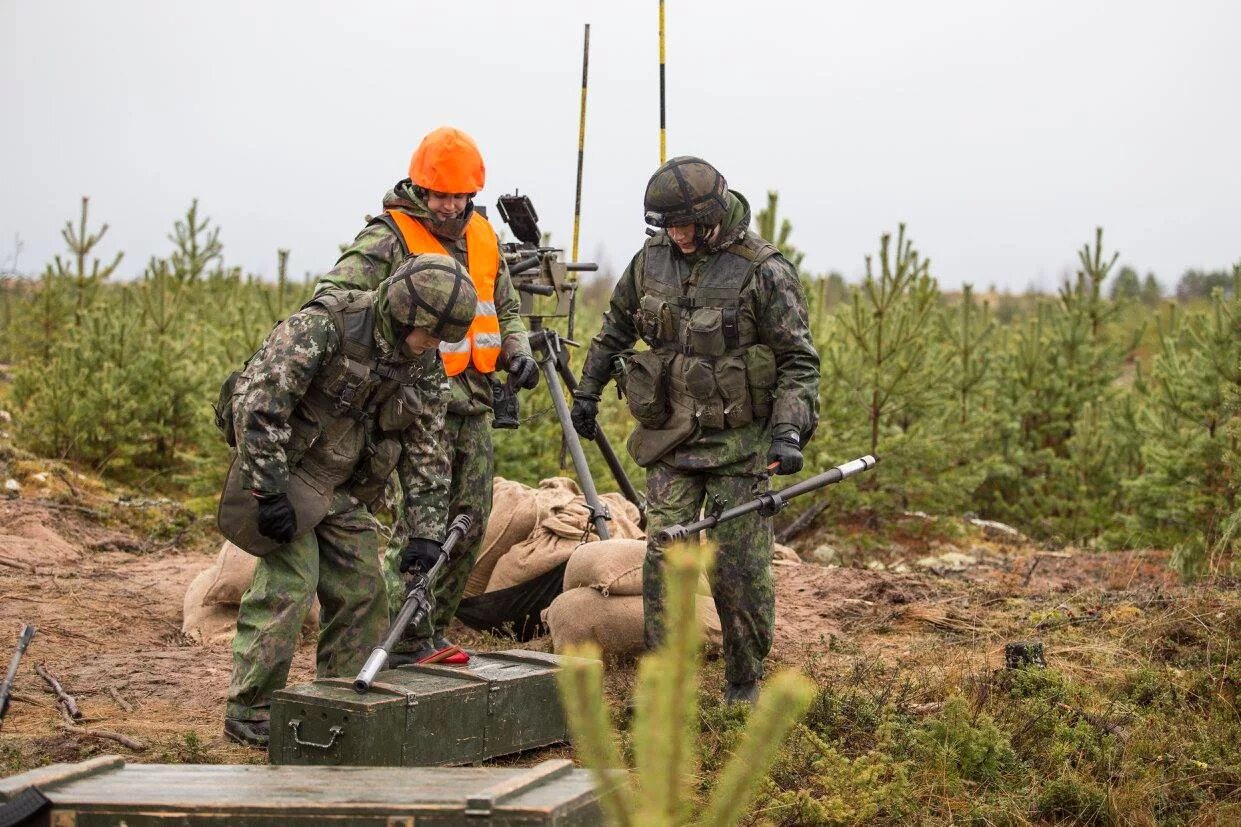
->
xmin=288 ymin=720 xmax=344 ymax=750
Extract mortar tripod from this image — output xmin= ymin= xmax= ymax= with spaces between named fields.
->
xmin=527 ymin=322 xmax=644 ymax=540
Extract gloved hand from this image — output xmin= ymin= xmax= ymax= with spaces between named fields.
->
xmin=766 ymin=431 xmax=803 ymax=475
xmin=506 ymin=354 xmax=539 ymax=390
xmin=400 ymin=537 xmax=442 ymax=574
xmin=254 ymin=491 xmax=297 ymax=543
xmin=570 ymin=393 xmax=599 ymax=440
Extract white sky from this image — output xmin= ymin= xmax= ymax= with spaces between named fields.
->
xmin=3 ymin=1 xmax=1239 ymax=291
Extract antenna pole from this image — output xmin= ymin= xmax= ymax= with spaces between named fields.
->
xmin=571 ymin=23 xmax=590 ymax=265
xmin=659 ymin=1 xmax=667 ymax=163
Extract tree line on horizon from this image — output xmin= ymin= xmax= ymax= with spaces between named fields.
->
xmin=0 ymin=196 xmax=1238 ymax=578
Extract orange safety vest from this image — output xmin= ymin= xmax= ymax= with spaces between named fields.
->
xmin=385 ymin=210 xmax=500 ymax=376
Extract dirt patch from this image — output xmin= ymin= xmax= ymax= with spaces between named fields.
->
xmin=0 ymin=495 xmax=1207 ymax=774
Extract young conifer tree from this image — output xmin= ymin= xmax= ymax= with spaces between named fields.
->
xmin=1126 ymin=263 xmax=1241 ymax=576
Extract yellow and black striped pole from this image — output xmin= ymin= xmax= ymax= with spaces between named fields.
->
xmin=571 ymin=23 xmax=589 ymax=265
xmin=659 ymin=0 xmax=667 ymax=163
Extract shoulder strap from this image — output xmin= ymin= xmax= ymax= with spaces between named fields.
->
xmin=368 ymin=212 xmax=409 ymax=257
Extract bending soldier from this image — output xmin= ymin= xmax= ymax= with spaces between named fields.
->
xmin=222 ymin=255 xmax=478 ymax=747
xmin=315 ymin=126 xmax=537 ymax=666
xmin=571 ymin=157 xmax=821 ymax=705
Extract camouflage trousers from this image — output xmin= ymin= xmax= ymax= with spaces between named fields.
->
xmin=227 ymin=493 xmax=386 ymax=721
xmin=644 ymin=459 xmax=774 ymax=685
xmin=382 ymin=411 xmax=492 ymax=651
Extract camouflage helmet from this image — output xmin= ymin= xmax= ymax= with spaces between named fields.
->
xmin=383 ymin=253 xmax=477 ymax=344
xmin=643 ymin=156 xmax=729 ymax=228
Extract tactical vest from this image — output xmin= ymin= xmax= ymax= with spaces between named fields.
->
xmin=275 ymin=290 xmax=427 ymax=506
xmin=377 ymin=209 xmax=500 ymax=377
xmin=625 ymin=230 xmax=781 ymax=435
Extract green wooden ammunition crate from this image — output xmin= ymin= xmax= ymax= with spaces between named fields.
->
xmin=0 ymin=755 xmax=607 ymax=826
xmin=270 ymin=650 xmax=569 ymax=767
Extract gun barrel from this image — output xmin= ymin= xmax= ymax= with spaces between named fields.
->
xmin=510 ymin=256 xmax=541 ymax=276
xmin=655 ymin=455 xmax=878 ymax=544
xmin=517 ymin=283 xmax=556 ymax=296
xmin=565 ymin=262 xmax=598 ymax=272
xmin=353 ymin=515 xmax=472 ymax=692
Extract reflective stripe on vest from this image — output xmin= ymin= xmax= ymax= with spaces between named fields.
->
xmin=385 ymin=209 xmax=500 ymax=376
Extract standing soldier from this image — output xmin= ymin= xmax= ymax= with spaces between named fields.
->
xmin=222 ymin=255 xmax=478 ymax=747
xmin=570 ymin=157 xmax=820 ymax=704
xmin=315 ymin=126 xmax=537 ymax=665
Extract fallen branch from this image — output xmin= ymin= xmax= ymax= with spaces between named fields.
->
xmin=7 ymin=692 xmax=49 ymax=707
xmin=54 ymin=721 xmax=146 ymax=751
xmin=0 ymin=554 xmax=34 ymax=573
xmin=35 ymin=663 xmax=81 ymax=719
xmin=776 ymin=499 xmax=830 ymax=544
xmin=107 ymin=685 xmax=134 ymax=713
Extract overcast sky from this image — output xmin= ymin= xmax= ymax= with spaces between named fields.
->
xmin=3 ymin=1 xmax=1239 ymax=291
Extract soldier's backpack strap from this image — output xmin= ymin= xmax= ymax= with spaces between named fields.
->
xmin=367 ymin=212 xmax=410 ymax=257
xmin=302 ymin=292 xmax=383 ymax=420
xmin=720 ymin=235 xmax=780 ymax=350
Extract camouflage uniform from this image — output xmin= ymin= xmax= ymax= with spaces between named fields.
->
xmin=316 ymin=180 xmax=530 ymax=650
xmin=576 ymin=189 xmax=820 ymax=686
xmin=226 ymin=282 xmax=452 ymax=723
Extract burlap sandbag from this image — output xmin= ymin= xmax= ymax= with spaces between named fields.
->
xmin=563 ymin=538 xmax=710 ymax=597
xmin=203 ymin=541 xmax=257 ymax=605
xmin=183 ymin=541 xmax=320 ymax=644
xmin=485 ymin=485 xmax=645 ymax=593
xmin=464 ymin=478 xmax=540 ymax=598
xmin=773 ymin=543 xmax=801 ymax=565
xmin=182 ymin=566 xmax=239 ymax=644
xmin=543 ymin=587 xmax=722 ymax=657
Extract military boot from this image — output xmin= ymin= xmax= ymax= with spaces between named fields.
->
xmin=724 ymin=681 xmax=760 ymax=707
xmin=224 ymin=717 xmax=270 ymax=749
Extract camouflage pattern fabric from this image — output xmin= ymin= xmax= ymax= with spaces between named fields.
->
xmin=316 ymin=180 xmax=531 ymax=417
xmin=382 ymin=412 xmax=493 ymax=650
xmin=233 ymin=299 xmax=450 ymax=542
xmin=577 ymin=185 xmax=819 ymax=686
xmin=643 ymin=460 xmax=774 ymax=685
xmin=576 ymin=189 xmax=821 ymax=461
xmin=227 ymin=493 xmax=387 ymax=721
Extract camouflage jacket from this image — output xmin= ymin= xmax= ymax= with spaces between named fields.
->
xmin=235 ymin=304 xmax=450 ymax=541
xmin=577 ymin=190 xmax=821 ymax=470
xmin=315 ymin=180 xmax=531 ymax=417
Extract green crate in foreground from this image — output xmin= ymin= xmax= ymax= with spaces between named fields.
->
xmin=0 ymin=755 xmax=608 ymax=826
xmin=270 ymin=650 xmax=571 ymax=768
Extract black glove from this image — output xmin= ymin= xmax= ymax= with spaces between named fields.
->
xmin=767 ymin=432 xmax=803 ymax=475
xmin=254 ymin=491 xmax=297 ymax=543
xmin=506 ymin=354 xmax=540 ymax=390
xmin=570 ymin=393 xmax=599 ymax=440
xmin=400 ymin=537 xmax=442 ymax=574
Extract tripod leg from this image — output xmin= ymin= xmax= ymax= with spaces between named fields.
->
xmin=554 ymin=351 xmax=646 ymax=517
xmin=538 ymin=354 xmax=611 ymax=540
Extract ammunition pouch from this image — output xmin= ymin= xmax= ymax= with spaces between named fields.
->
xmin=377 ymin=386 xmax=421 ymax=434
xmin=620 ymin=349 xmax=672 ymax=429
xmin=686 ymin=307 xmax=726 ymax=357
xmin=741 ymin=344 xmax=776 ymax=420
xmin=636 ymin=295 xmax=675 ymax=345
xmin=348 ymin=437 xmax=401 ymax=509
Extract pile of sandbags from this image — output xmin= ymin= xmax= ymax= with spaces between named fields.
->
xmin=182 ymin=541 xmax=319 ymax=644
xmin=463 ymin=477 xmax=542 ymax=598
xmin=485 ymin=480 xmax=643 ymax=593
xmin=542 ymin=538 xmax=722 ymax=657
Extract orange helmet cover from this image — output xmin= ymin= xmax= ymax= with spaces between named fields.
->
xmin=408 ymin=126 xmax=486 ymax=193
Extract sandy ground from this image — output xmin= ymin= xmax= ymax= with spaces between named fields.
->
xmin=0 ymin=496 xmax=1181 ymax=770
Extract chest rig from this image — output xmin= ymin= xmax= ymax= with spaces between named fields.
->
xmin=636 ymin=231 xmax=778 ymax=356
xmin=623 ymin=230 xmax=781 ymax=439
xmin=301 ymin=290 xmax=425 ymax=428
